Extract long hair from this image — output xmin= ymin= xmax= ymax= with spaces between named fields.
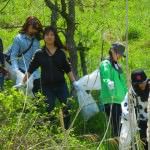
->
xmin=19 ymin=16 xmax=43 ymax=40
xmin=43 ymin=26 xmax=65 ymax=50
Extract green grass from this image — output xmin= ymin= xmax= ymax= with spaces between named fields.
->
xmin=0 ymin=0 xmax=149 ymax=149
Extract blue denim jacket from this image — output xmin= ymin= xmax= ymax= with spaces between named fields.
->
xmin=9 ymin=33 xmax=40 ymax=79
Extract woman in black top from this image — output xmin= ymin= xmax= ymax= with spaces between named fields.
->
xmin=23 ymin=26 xmax=79 ymax=129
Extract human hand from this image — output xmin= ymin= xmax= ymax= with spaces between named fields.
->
xmin=108 ymin=80 xmax=115 ymax=90
xmin=73 ymin=81 xmax=82 ymax=91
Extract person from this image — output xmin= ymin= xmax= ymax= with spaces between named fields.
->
xmin=22 ymin=26 xmax=79 ymax=129
xmin=0 ymin=38 xmax=8 ymax=90
xmin=121 ymin=69 xmax=150 ymax=149
xmin=5 ymin=16 xmax=43 ymax=94
xmin=99 ymin=42 xmax=127 ymax=137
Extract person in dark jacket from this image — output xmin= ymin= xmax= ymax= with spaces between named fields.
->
xmin=22 ymin=26 xmax=79 ymax=129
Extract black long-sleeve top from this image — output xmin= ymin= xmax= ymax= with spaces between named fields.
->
xmin=28 ymin=48 xmax=71 ymax=86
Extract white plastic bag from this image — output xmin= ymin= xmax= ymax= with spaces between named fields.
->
xmin=119 ymin=120 xmax=132 ymax=150
xmin=5 ymin=61 xmax=34 ymax=97
xmin=76 ymin=69 xmax=101 ymax=91
xmin=119 ymin=108 xmax=138 ymax=150
xmin=77 ymin=89 xmax=99 ymax=121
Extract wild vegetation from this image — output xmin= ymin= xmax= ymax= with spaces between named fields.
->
xmin=0 ymin=0 xmax=149 ymax=149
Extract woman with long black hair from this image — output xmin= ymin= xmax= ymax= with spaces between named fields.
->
xmin=22 ymin=26 xmax=79 ymax=129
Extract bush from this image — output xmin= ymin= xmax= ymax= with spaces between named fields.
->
xmin=0 ymin=81 xmax=99 ymax=149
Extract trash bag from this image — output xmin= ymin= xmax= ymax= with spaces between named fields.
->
xmin=77 ymin=89 xmax=99 ymax=121
xmin=76 ymin=69 xmax=101 ymax=91
xmin=119 ymin=108 xmax=138 ymax=150
xmin=119 ymin=120 xmax=132 ymax=150
xmin=5 ymin=61 xmax=34 ymax=97
xmin=15 ymin=70 xmax=34 ymax=97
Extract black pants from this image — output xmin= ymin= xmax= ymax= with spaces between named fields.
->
xmin=42 ymin=83 xmax=70 ymax=129
xmin=139 ymin=120 xmax=148 ymax=150
xmin=104 ymin=103 xmax=122 ymax=137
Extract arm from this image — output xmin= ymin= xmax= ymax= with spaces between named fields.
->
xmin=10 ymin=36 xmax=20 ymax=70
xmin=23 ymin=72 xmax=31 ymax=83
xmin=61 ymin=51 xmax=81 ymax=90
xmin=67 ymin=71 xmax=76 ymax=82
xmin=100 ymin=61 xmax=114 ymax=90
xmin=61 ymin=51 xmax=72 ymax=74
xmin=23 ymin=51 xmax=40 ymax=83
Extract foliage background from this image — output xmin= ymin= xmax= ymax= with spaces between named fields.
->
xmin=0 ymin=0 xmax=149 ymax=149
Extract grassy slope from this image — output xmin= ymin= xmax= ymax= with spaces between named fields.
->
xmin=0 ymin=0 xmax=149 ymax=149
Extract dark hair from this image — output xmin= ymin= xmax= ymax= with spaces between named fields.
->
xmin=19 ymin=16 xmax=43 ymax=40
xmin=43 ymin=26 xmax=65 ymax=50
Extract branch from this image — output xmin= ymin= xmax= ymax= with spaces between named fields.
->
xmin=60 ymin=0 xmax=68 ymax=19
xmin=44 ymin=0 xmax=69 ymax=21
xmin=44 ymin=0 xmax=57 ymax=11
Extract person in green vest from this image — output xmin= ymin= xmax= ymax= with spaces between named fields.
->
xmin=99 ymin=42 xmax=127 ymax=137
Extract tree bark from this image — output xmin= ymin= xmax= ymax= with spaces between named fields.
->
xmin=66 ymin=0 xmax=78 ymax=78
xmin=51 ymin=0 xmax=58 ymax=27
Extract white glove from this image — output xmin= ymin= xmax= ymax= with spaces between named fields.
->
xmin=73 ymin=81 xmax=82 ymax=91
xmin=108 ymin=80 xmax=115 ymax=90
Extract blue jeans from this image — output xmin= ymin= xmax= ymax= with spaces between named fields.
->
xmin=0 ymin=75 xmax=4 ymax=90
xmin=42 ymin=83 xmax=70 ymax=129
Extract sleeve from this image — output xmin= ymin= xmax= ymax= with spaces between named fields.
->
xmin=28 ymin=52 xmax=40 ymax=74
xmin=61 ymin=51 xmax=71 ymax=73
xmin=10 ymin=36 xmax=20 ymax=70
xmin=33 ymin=40 xmax=40 ymax=54
xmin=100 ymin=61 xmax=112 ymax=86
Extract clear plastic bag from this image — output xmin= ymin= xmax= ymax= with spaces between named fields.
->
xmin=76 ymin=69 xmax=101 ymax=91
xmin=77 ymin=89 xmax=99 ymax=121
xmin=119 ymin=108 xmax=138 ymax=150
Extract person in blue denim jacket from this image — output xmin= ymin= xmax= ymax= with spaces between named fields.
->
xmin=6 ymin=16 xmax=43 ymax=94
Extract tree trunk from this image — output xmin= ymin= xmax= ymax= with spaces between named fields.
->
xmin=79 ymin=49 xmax=87 ymax=75
xmin=51 ymin=0 xmax=58 ymax=27
xmin=66 ymin=0 xmax=78 ymax=78
xmin=44 ymin=0 xmax=78 ymax=78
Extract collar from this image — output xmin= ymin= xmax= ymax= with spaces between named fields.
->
xmin=44 ymin=47 xmax=58 ymax=56
xmin=22 ymin=34 xmax=34 ymax=40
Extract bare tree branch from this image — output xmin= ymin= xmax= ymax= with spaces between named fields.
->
xmin=51 ymin=0 xmax=58 ymax=27
xmin=45 ymin=0 xmax=69 ymax=21
xmin=60 ymin=0 xmax=69 ymax=20
xmin=60 ymin=0 xmax=67 ymax=14
xmin=44 ymin=0 xmax=56 ymax=11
